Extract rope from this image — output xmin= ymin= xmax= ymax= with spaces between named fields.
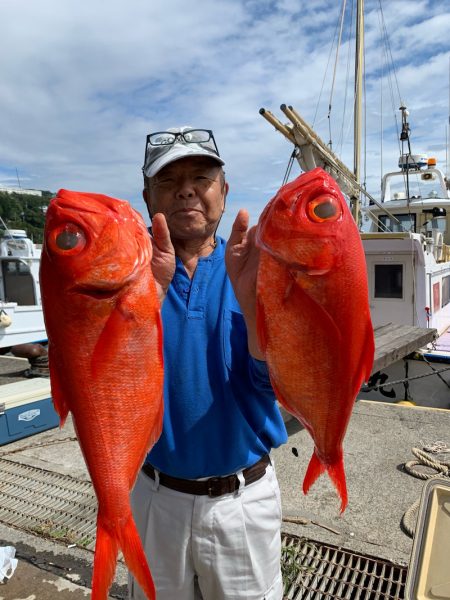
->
xmin=281 ymin=147 xmax=299 ymax=186
xmin=401 ymin=498 xmax=420 ymax=538
xmin=361 ymin=364 xmax=450 ymax=393
xmin=404 ymin=447 xmax=450 ymax=479
xmin=400 ymin=443 xmax=450 ymax=537
xmin=422 ymin=354 xmax=450 ymax=390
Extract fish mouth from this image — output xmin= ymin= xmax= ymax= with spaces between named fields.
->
xmin=70 ymin=262 xmax=140 ymax=299
xmin=71 ymin=284 xmax=125 ymax=299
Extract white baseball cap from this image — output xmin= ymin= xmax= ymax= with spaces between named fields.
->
xmin=143 ymin=126 xmax=225 ymax=178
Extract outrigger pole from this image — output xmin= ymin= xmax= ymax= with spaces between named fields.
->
xmin=259 ymin=105 xmax=358 ymax=199
xmin=259 ymin=104 xmax=401 ymax=227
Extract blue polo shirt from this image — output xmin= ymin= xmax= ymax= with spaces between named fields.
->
xmin=146 ymin=236 xmax=287 ymax=478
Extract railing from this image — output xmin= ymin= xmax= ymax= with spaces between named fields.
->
xmin=441 ymin=243 xmax=450 ymax=262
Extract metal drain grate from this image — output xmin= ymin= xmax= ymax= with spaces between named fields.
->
xmin=0 ymin=456 xmax=409 ymax=598
xmin=281 ymin=533 xmax=407 ymax=599
xmin=0 ymin=457 xmax=97 ymax=549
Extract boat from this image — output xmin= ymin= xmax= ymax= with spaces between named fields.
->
xmin=0 ymin=225 xmax=47 ymax=350
xmin=257 ymin=5 xmax=449 ymax=597
xmin=259 ymin=5 xmax=450 ymax=410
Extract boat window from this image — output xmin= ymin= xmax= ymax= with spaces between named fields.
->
xmin=386 ymin=172 xmax=444 ymax=201
xmin=443 ymin=276 xmax=450 ymax=308
xmin=1 ymin=259 xmax=37 ymax=305
xmin=374 ymin=264 xmax=403 ymax=299
xmin=378 ymin=213 xmax=416 ymax=233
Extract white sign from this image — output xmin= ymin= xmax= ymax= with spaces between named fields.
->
xmin=18 ymin=409 xmax=40 ymax=422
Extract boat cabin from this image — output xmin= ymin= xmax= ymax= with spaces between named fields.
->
xmin=0 ymin=230 xmax=41 ymax=307
xmin=362 ymin=159 xmax=450 ymax=334
xmin=0 ymin=229 xmax=46 ymax=348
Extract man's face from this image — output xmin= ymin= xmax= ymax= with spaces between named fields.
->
xmin=144 ymin=156 xmax=228 ymax=241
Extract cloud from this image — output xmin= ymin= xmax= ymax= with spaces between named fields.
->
xmin=1 ymin=0 xmax=449 ymax=236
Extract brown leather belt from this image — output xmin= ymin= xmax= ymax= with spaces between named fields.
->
xmin=142 ymin=454 xmax=271 ymax=497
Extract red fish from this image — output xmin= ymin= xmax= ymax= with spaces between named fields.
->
xmin=255 ymin=168 xmax=374 ymax=512
xmin=40 ymin=190 xmax=163 ymax=599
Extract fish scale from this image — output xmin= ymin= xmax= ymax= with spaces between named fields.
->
xmin=256 ymin=168 xmax=374 ymax=513
xmin=40 ymin=189 xmax=163 ymax=599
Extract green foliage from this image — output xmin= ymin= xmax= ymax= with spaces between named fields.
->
xmin=0 ymin=191 xmax=53 ymax=244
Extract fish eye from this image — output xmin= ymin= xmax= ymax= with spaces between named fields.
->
xmin=306 ymin=195 xmax=341 ymax=223
xmin=48 ymin=223 xmax=86 ymax=255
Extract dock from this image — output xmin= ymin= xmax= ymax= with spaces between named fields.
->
xmin=274 ymin=400 xmax=450 ymax=566
xmin=0 ymin=398 xmax=448 ymax=598
xmin=372 ymin=323 xmax=437 ymax=373
xmin=0 ymin=327 xmax=446 ymax=598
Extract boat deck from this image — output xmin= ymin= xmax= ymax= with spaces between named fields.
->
xmin=0 ymin=354 xmax=31 ymax=385
xmin=427 ymin=324 xmax=450 ymax=359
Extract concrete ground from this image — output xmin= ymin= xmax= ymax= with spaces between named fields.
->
xmin=1 ymin=355 xmax=450 ymax=597
xmin=0 ymin=559 xmax=94 ymax=600
xmin=0 ymin=356 xmax=126 ymax=598
xmin=274 ymin=400 xmax=450 ymax=566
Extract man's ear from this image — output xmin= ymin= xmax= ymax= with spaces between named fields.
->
xmin=222 ymin=181 xmax=229 ymax=212
xmin=143 ymin=186 xmax=153 ymax=219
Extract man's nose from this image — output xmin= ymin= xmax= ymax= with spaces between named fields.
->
xmin=175 ymin=177 xmax=195 ymax=198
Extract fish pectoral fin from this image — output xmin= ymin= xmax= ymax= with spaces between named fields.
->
xmin=352 ymin=320 xmax=375 ymax=390
xmin=48 ymin=345 xmax=70 ymax=427
xmin=91 ymin=304 xmax=134 ymax=379
xmin=362 ymin=322 xmax=375 ymax=382
xmin=256 ymin=296 xmax=269 ymax=354
xmin=288 ymin=277 xmax=342 ymax=346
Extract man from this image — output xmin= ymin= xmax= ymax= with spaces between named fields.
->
xmin=129 ymin=127 xmax=288 ymax=600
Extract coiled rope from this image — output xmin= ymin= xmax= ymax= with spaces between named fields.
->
xmin=401 ymin=442 xmax=450 ymax=537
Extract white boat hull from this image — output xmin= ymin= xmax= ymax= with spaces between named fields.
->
xmin=0 ymin=303 xmax=46 ymax=348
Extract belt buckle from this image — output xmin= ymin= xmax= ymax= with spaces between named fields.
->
xmin=207 ymin=477 xmax=223 ymax=497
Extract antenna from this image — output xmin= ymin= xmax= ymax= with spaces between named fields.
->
xmin=448 ymin=56 xmax=450 ymax=177
xmin=15 ymin=168 xmax=22 ymax=190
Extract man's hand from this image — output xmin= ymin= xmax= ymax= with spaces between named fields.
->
xmin=150 ymin=213 xmax=175 ymax=304
xmin=225 ymin=209 xmax=264 ymax=360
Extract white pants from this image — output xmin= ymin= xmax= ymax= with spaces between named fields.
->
xmin=128 ymin=461 xmax=283 ymax=600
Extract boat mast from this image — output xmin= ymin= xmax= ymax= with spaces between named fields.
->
xmin=353 ymin=0 xmax=364 ymax=221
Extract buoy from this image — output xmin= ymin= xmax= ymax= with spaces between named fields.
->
xmin=396 ymin=400 xmax=416 ymax=407
xmin=0 ymin=310 xmax=12 ymax=328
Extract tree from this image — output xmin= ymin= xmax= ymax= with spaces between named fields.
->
xmin=0 ymin=191 xmax=53 ymax=243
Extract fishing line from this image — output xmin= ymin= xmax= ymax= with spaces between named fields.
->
xmin=327 ymin=0 xmax=348 ymax=150
xmin=312 ymin=0 xmax=345 ymax=129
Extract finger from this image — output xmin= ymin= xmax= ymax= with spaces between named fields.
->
xmin=246 ymin=225 xmax=257 ymax=242
xmin=151 ymin=213 xmax=173 ymax=254
xmin=227 ymin=209 xmax=249 ymax=246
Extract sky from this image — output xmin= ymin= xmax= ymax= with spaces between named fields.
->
xmin=1 ymin=0 xmax=449 ymax=237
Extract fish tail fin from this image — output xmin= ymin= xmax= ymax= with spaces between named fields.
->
xmin=303 ymin=449 xmax=348 ymax=513
xmin=92 ymin=511 xmax=155 ymax=600
xmin=91 ymin=513 xmax=120 ymax=600
xmin=118 ymin=512 xmax=156 ymax=600
xmin=302 ymin=449 xmax=326 ymax=495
